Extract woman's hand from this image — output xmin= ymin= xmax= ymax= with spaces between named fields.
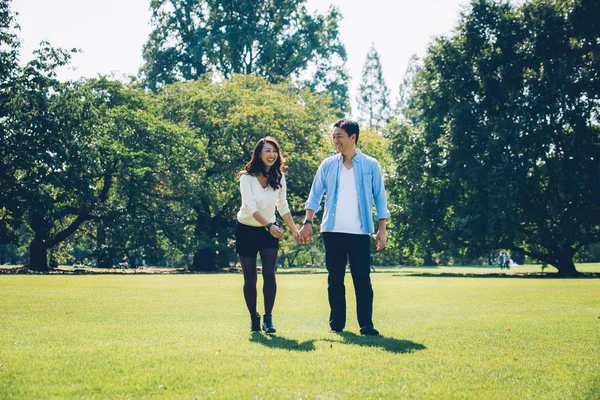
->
xmin=269 ymin=224 xmax=284 ymax=238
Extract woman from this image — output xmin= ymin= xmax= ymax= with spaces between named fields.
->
xmin=236 ymin=136 xmax=300 ymax=333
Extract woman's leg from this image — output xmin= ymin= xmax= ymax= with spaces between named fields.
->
xmin=259 ymin=248 xmax=278 ymax=315
xmin=240 ymin=255 xmax=258 ymax=316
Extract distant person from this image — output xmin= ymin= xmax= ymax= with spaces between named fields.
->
xmin=236 ymin=137 xmax=300 ymax=333
xmin=504 ymin=251 xmax=511 ymax=270
xmin=298 ymin=118 xmax=389 ymax=336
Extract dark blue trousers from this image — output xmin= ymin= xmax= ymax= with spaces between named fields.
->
xmin=322 ymin=232 xmax=374 ymax=330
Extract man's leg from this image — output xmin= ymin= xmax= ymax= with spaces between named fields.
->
xmin=323 ymin=232 xmax=348 ymax=331
xmin=348 ymin=234 xmax=374 ymax=330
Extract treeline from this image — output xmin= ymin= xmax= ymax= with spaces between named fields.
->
xmin=1 ymin=0 xmax=598 ymax=275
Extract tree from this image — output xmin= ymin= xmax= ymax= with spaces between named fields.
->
xmin=394 ymin=54 xmax=420 ymax=121
xmin=0 ymin=0 xmax=21 ymax=245
xmin=158 ymin=74 xmax=335 ymax=271
xmin=84 ymin=79 xmax=202 ymax=269
xmin=356 ymin=44 xmax=391 ymax=129
xmin=388 ymin=0 xmax=600 ymax=276
xmin=1 ymin=41 xmax=196 ymax=271
xmin=141 ymin=0 xmax=350 ymax=113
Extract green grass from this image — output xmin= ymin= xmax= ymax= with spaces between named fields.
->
xmin=1 ymin=271 xmax=599 ymax=398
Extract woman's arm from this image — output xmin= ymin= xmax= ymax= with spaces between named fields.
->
xmin=280 ymin=212 xmax=300 ymax=240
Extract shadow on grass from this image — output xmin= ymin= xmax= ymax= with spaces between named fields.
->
xmin=249 ymin=331 xmax=425 ymax=354
xmin=325 ymin=331 xmax=426 ymax=354
xmin=249 ymin=332 xmax=316 ymax=352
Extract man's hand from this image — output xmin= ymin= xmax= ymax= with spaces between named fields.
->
xmin=375 ymin=229 xmax=386 ymax=251
xmin=298 ymin=223 xmax=312 ymax=244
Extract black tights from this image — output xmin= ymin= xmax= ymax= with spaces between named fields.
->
xmin=240 ymin=248 xmax=278 ymax=317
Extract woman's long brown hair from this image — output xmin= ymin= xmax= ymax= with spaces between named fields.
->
xmin=237 ymin=136 xmax=286 ymax=190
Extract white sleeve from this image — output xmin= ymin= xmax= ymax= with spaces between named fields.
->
xmin=240 ymin=174 xmax=258 ymax=215
xmin=276 ymin=174 xmax=291 ymax=216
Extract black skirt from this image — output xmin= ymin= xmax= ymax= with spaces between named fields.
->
xmin=235 ymin=221 xmax=279 ymax=257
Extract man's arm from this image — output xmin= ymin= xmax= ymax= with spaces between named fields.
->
xmin=372 ymin=160 xmax=389 ymax=250
xmin=372 ymin=161 xmax=390 ymax=221
xmin=376 ymin=218 xmax=386 ymax=251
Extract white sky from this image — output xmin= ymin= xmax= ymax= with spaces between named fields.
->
xmin=11 ymin=0 xmax=468 ymax=112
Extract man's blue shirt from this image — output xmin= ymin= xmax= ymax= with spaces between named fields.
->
xmin=305 ymin=150 xmax=390 ymax=234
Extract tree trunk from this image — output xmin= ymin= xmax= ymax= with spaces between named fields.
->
xmin=190 ymin=248 xmax=216 ymax=272
xmin=424 ymin=250 xmax=436 ymax=266
xmin=96 ymin=224 xmax=112 ymax=269
xmin=28 ymin=237 xmax=49 ymax=271
xmin=555 ymin=251 xmax=580 ymax=277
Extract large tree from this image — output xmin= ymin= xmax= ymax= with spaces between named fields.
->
xmin=388 ymin=0 xmax=600 ymax=276
xmin=141 ymin=0 xmax=350 ymax=113
xmin=356 ymin=44 xmax=391 ymax=129
xmin=0 ymin=42 xmax=195 ymax=271
xmin=84 ymin=80 xmax=201 ymax=269
xmin=158 ymin=74 xmax=334 ymax=271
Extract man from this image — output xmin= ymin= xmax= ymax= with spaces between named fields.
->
xmin=298 ymin=118 xmax=389 ymax=335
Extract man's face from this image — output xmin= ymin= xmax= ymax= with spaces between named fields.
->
xmin=331 ymin=127 xmax=356 ymax=154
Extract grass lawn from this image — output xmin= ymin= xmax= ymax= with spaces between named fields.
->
xmin=0 ymin=268 xmax=599 ymax=398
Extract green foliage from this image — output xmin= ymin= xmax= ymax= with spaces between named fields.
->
xmin=157 ymin=74 xmax=336 ymax=270
xmin=1 ymin=3 xmax=337 ymax=271
xmin=84 ymin=79 xmax=203 ymax=269
xmin=141 ymin=0 xmax=350 ymax=113
xmin=356 ymin=44 xmax=391 ymax=129
xmin=0 ymin=0 xmax=19 ymax=96
xmin=0 ymin=0 xmax=20 ymax=245
xmin=0 ymin=25 xmax=198 ymax=270
xmin=388 ymin=0 xmax=600 ymax=275
xmin=0 ymin=41 xmax=97 ymax=270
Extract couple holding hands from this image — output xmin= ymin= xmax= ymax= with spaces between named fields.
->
xmin=235 ymin=118 xmax=389 ymax=335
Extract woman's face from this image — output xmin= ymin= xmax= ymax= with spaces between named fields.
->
xmin=260 ymin=142 xmax=278 ymax=170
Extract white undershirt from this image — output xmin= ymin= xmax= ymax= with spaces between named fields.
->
xmin=332 ymin=166 xmax=362 ymax=234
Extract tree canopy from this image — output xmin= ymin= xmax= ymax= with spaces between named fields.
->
xmin=140 ymin=0 xmax=350 ymax=113
xmin=1 ymin=51 xmax=196 ymax=271
xmin=388 ymin=0 xmax=600 ymax=275
xmin=157 ymin=74 xmax=335 ymax=270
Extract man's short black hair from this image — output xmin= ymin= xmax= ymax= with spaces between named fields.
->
xmin=333 ymin=118 xmax=360 ymax=144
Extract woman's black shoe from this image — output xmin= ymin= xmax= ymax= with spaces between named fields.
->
xmin=262 ymin=314 xmax=276 ymax=333
xmin=251 ymin=313 xmax=261 ymax=332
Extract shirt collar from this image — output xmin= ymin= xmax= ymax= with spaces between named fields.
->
xmin=336 ymin=149 xmax=363 ymax=163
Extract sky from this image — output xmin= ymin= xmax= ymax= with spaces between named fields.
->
xmin=11 ymin=0 xmax=468 ymax=112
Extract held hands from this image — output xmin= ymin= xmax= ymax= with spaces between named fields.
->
xmin=297 ymin=223 xmax=312 ymax=244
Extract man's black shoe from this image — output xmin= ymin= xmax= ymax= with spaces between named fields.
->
xmin=360 ymin=327 xmax=380 ymax=336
